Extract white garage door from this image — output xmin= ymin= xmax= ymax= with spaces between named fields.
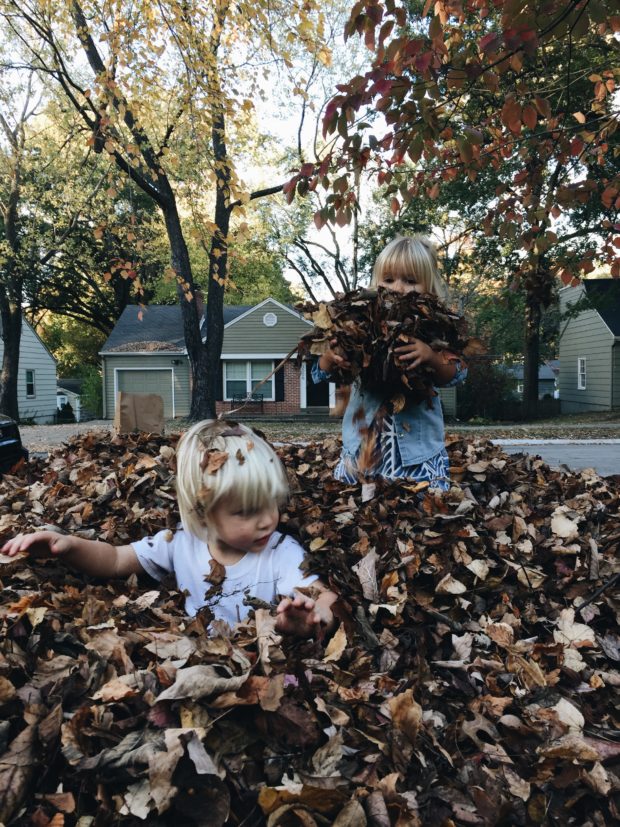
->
xmin=116 ymin=370 xmax=174 ymax=418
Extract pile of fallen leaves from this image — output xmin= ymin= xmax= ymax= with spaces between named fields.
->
xmin=0 ymin=430 xmax=619 ymax=827
xmin=296 ymin=288 xmax=482 ymax=404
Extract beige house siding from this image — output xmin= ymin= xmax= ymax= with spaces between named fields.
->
xmin=222 ymin=300 xmax=310 ymax=355
xmin=559 ymin=285 xmax=614 ymax=413
xmin=103 ymin=354 xmax=190 ymax=419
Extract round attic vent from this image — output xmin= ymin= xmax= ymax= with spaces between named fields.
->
xmin=263 ymin=312 xmax=278 ymax=327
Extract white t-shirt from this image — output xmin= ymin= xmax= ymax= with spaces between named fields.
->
xmin=132 ymin=528 xmax=317 ymax=622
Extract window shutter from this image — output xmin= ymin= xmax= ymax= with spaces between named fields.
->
xmin=275 ymin=363 xmax=285 ymax=401
xmin=216 ymin=364 xmax=224 ymax=401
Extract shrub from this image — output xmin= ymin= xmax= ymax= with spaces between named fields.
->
xmin=79 ymin=366 xmax=103 ymax=419
xmin=457 ymin=358 xmax=517 ymax=421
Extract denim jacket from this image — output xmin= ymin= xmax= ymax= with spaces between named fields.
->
xmin=312 ymin=361 xmax=467 ymax=466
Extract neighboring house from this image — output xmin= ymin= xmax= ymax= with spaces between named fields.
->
xmin=559 ymin=279 xmax=620 ymax=413
xmin=505 ymin=363 xmax=557 ymax=399
xmin=57 ymin=378 xmax=83 ymax=422
xmin=0 ymin=318 xmax=57 ymax=423
xmin=100 ymin=298 xmax=460 ymax=418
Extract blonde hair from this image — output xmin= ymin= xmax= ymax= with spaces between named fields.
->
xmin=372 ymin=235 xmax=449 ymax=301
xmin=175 ymin=419 xmax=289 ymax=539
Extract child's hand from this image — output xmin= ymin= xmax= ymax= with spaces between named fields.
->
xmin=1 ymin=531 xmax=73 ymax=559
xmin=275 ymin=595 xmax=332 ymax=639
xmin=318 ymin=340 xmax=351 ymax=373
xmin=394 ymin=338 xmax=434 ymax=370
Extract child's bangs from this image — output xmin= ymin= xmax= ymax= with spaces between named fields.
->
xmin=214 ymin=439 xmax=288 ymax=513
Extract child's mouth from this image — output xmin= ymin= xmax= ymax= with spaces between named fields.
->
xmin=255 ymin=534 xmax=270 ymax=545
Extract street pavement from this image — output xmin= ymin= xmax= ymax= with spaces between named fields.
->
xmin=494 ymin=439 xmax=620 ymax=477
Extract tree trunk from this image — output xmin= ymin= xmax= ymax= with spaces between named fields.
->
xmin=523 ymin=294 xmax=541 ymax=419
xmin=161 ymin=202 xmax=211 ymax=420
xmin=202 ymin=78 xmax=231 ymax=421
xmin=0 ymin=298 xmax=22 ymax=421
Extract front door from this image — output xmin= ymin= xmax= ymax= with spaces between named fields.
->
xmin=305 ymin=367 xmax=329 ymax=407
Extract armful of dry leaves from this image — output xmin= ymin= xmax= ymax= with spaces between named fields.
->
xmin=297 ymin=287 xmax=485 ymax=404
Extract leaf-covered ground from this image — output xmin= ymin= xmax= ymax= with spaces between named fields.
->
xmin=0 ymin=431 xmax=618 ymax=826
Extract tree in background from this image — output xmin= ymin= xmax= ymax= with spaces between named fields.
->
xmin=2 ymin=0 xmax=330 ymax=419
xmin=287 ymin=0 xmax=619 ymax=414
xmin=0 ymin=63 xmax=104 ymax=420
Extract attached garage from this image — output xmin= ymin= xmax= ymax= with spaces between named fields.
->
xmin=115 ymin=368 xmax=175 ymax=418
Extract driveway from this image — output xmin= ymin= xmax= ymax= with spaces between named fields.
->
xmin=495 ymin=439 xmax=620 ymax=477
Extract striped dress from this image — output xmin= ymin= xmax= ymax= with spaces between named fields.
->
xmin=334 ymin=411 xmax=452 ymax=490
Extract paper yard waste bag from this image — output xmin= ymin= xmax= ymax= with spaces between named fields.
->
xmin=114 ymin=392 xmax=165 ymax=434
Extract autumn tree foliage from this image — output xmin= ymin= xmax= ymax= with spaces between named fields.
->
xmin=2 ymin=0 xmax=329 ymax=419
xmin=286 ymin=0 xmax=620 ymax=410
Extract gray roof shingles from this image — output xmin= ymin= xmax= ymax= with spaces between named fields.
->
xmin=583 ymin=279 xmax=620 ymax=336
xmin=101 ymin=305 xmax=250 ymax=353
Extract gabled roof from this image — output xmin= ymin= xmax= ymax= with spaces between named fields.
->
xmin=57 ymin=378 xmax=83 ymax=395
xmin=101 ymin=304 xmax=258 ymax=353
xmin=223 ymin=297 xmax=311 ymax=329
xmin=582 ymin=279 xmax=620 ymax=337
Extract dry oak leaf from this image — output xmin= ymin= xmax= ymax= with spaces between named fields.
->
xmin=0 ymin=724 xmax=38 ymax=824
xmin=156 ymin=662 xmax=251 ymax=702
xmin=436 ymin=573 xmax=467 ymax=594
xmin=388 ymin=688 xmax=423 ymax=745
xmin=551 ymin=507 xmax=580 ymax=540
xmin=554 ymin=608 xmax=597 ymax=648
xmin=204 ymin=450 xmax=229 ymax=474
xmin=324 ymin=624 xmax=348 ymax=663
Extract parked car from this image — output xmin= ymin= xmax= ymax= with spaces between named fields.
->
xmin=0 ymin=415 xmax=28 ymax=473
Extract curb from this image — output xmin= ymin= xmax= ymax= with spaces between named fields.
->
xmin=492 ymin=438 xmax=620 ymax=446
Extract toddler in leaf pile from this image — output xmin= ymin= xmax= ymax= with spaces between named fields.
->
xmin=3 ymin=419 xmax=337 ymax=638
xmin=313 ymin=235 xmax=467 ymax=489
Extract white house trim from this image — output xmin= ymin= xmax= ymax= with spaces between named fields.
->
xmin=221 ymin=353 xmax=294 ymax=359
xmin=113 ymin=366 xmax=176 ymax=418
xmin=223 ymin=297 xmax=312 ymax=329
xmin=300 ymin=363 xmax=307 ymax=408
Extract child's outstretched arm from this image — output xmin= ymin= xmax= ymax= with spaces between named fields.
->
xmin=2 ymin=530 xmax=143 ymax=579
xmin=275 ymin=582 xmax=337 ymax=639
xmin=394 ymin=339 xmax=459 ymax=385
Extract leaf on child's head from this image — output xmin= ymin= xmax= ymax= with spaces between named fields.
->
xmin=221 ymin=425 xmax=245 ymax=438
xmin=202 ymin=450 xmax=229 ymax=474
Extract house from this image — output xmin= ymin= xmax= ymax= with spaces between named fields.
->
xmin=559 ymin=279 xmax=620 ymax=413
xmin=57 ymin=378 xmax=83 ymax=422
xmin=100 ymin=298 xmax=332 ymax=419
xmin=0 ymin=318 xmax=57 ymax=423
xmin=100 ymin=297 xmax=460 ymax=419
xmin=505 ymin=363 xmax=558 ymax=399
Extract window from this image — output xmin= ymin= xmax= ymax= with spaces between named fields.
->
xmin=25 ymin=370 xmax=35 ymax=398
xmin=224 ymin=361 xmax=274 ymax=400
xmin=577 ymin=358 xmax=586 ymax=390
xmin=224 ymin=362 xmax=247 ymax=398
xmin=516 ymin=383 xmax=523 ymax=394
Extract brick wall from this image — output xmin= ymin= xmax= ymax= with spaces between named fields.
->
xmin=216 ymin=360 xmax=303 ymax=417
